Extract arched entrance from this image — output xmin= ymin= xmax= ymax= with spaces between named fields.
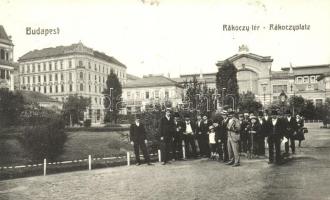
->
xmin=237 ymin=69 xmax=258 ymax=94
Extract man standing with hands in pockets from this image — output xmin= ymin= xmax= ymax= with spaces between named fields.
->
xmin=226 ymin=111 xmax=241 ymax=167
xmin=130 ymin=115 xmax=151 ymax=166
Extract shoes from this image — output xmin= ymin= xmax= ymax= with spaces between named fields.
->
xmin=232 ymin=163 xmax=240 ymax=167
xmin=225 ymin=161 xmax=234 ymax=165
xmin=135 ymin=163 xmax=141 ymax=166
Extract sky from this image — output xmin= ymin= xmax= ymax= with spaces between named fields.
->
xmin=1 ymin=0 xmax=330 ymax=77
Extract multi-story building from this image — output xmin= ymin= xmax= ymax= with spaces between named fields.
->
xmin=18 ymin=42 xmax=127 ymax=123
xmin=122 ymin=75 xmax=184 ymax=114
xmin=0 ymin=25 xmax=14 ymax=91
xmin=175 ymin=45 xmax=330 ymax=107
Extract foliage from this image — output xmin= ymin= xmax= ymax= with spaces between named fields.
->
xmin=237 ymin=91 xmax=262 ymax=113
xmin=0 ymin=89 xmax=25 ymax=128
xmin=62 ymin=95 xmax=91 ymax=126
xmin=216 ymin=59 xmax=239 ymax=109
xmin=83 ymin=119 xmax=91 ymax=127
xmin=301 ymin=100 xmax=316 ymax=120
xmin=103 ymin=69 xmax=123 ymax=124
xmin=18 ymin=109 xmax=67 ymax=162
xmin=289 ymin=95 xmax=305 ymax=115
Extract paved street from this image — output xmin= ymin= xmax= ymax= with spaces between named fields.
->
xmin=0 ymin=123 xmax=330 ymax=200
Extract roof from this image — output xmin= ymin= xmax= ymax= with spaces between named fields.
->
xmin=18 ymin=42 xmax=126 ymax=68
xmin=0 ymin=25 xmax=13 ymax=46
xmin=271 ymin=71 xmax=291 ymax=79
xmin=18 ymin=90 xmax=59 ymax=103
xmin=172 ymin=76 xmax=216 ymax=84
xmin=127 ymin=74 xmax=141 ymax=81
xmin=124 ymin=75 xmax=181 ymax=88
xmin=317 ymin=72 xmax=330 ymax=81
xmin=216 ymin=53 xmax=273 ymax=66
xmin=281 ymin=64 xmax=330 ymax=76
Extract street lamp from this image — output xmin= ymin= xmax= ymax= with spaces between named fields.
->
xmin=279 ymin=90 xmax=287 ymax=116
xmin=261 ymin=83 xmax=267 ymax=111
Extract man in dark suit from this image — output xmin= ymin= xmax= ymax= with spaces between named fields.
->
xmin=159 ymin=108 xmax=175 ymax=165
xmin=195 ymin=114 xmax=203 ymax=157
xmin=284 ymin=110 xmax=298 ymax=155
xmin=257 ymin=111 xmax=271 ymax=156
xmin=268 ymin=110 xmax=285 ymax=164
xmin=182 ymin=116 xmax=197 ymax=159
xmin=217 ymin=111 xmax=229 ymax=162
xmin=173 ymin=112 xmax=184 ymax=160
xmin=130 ymin=116 xmax=151 ymax=165
xmin=200 ymin=115 xmax=212 ymax=157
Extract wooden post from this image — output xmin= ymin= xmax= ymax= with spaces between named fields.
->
xmin=43 ymin=158 xmax=46 ymax=176
xmin=158 ymin=149 xmax=161 ymax=162
xmin=182 ymin=141 xmax=186 ymax=159
xmin=127 ymin=152 xmax=130 ymax=166
xmin=88 ymin=155 xmax=92 ymax=171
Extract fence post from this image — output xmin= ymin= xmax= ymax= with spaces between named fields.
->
xmin=127 ymin=152 xmax=130 ymax=166
xmin=43 ymin=158 xmax=46 ymax=176
xmin=158 ymin=149 xmax=161 ymax=162
xmin=182 ymin=141 xmax=186 ymax=159
xmin=88 ymin=155 xmax=92 ymax=171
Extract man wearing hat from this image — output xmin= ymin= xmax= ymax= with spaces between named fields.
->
xmin=130 ymin=115 xmax=151 ymax=165
xmin=226 ymin=111 xmax=241 ymax=167
xmin=284 ymin=110 xmax=298 ymax=155
xmin=268 ymin=110 xmax=285 ymax=164
xmin=200 ymin=115 xmax=212 ymax=157
xmin=216 ymin=111 xmax=229 ymax=162
xmin=182 ymin=116 xmax=197 ymax=158
xmin=257 ymin=111 xmax=271 ymax=156
xmin=159 ymin=108 xmax=175 ymax=165
xmin=173 ymin=112 xmax=184 ymax=160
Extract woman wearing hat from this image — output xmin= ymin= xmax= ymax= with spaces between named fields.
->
xmin=247 ymin=114 xmax=261 ymax=159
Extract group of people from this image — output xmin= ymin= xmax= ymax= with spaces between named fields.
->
xmin=129 ymin=108 xmax=306 ymax=167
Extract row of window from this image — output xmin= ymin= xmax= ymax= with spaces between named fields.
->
xmin=20 ymin=59 xmax=126 ymax=79
xmin=21 ymin=83 xmax=105 ymax=94
xmin=126 ymin=90 xmax=171 ymax=100
xmin=296 ymin=75 xmax=320 ymax=84
xmin=0 ymin=69 xmax=10 ymax=80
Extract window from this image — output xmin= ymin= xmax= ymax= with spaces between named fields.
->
xmin=44 ymin=86 xmax=46 ymax=93
xmin=136 ymin=91 xmax=140 ymax=99
xmin=60 ymin=61 xmax=63 ymax=69
xmin=303 ymin=76 xmax=309 ymax=83
xmin=310 ymin=76 xmax=316 ymax=83
xmin=80 ymin=84 xmax=84 ymax=91
xmin=61 ymin=85 xmax=64 ymax=92
xmin=61 ymin=73 xmax=64 ymax=81
xmin=69 ymin=60 xmax=72 ymax=68
xmin=38 ymin=76 xmax=41 ymax=83
xmin=43 ymin=63 xmax=46 ymax=71
xmin=273 ymin=85 xmax=287 ymax=93
xmin=27 ymin=65 xmax=30 ymax=73
xmin=44 ymin=75 xmax=46 ymax=82
xmin=89 ymin=74 xmax=91 ymax=80
xmin=80 ymin=72 xmax=84 ymax=80
xmin=55 ymin=85 xmax=58 ymax=93
xmin=145 ymin=91 xmax=149 ymax=99
xmin=127 ymin=91 xmax=131 ymax=99
xmin=155 ymin=90 xmax=159 ymax=98
xmin=0 ymin=49 xmax=5 ymax=59
xmin=49 ymin=74 xmax=52 ymax=82
xmin=88 ymin=62 xmax=91 ymax=69
xmin=54 ymin=62 xmax=57 ymax=70
xmin=49 ymin=86 xmax=52 ymax=93
xmin=89 ymin=85 xmax=91 ymax=92
xmin=33 ymin=76 xmax=35 ymax=83
xmin=27 ymin=76 xmax=30 ymax=83
xmin=165 ymin=90 xmax=169 ymax=99
xmin=296 ymin=77 xmax=303 ymax=84
xmin=69 ymin=73 xmax=72 ymax=81
xmin=55 ymin=74 xmax=58 ymax=81
xmin=32 ymin=64 xmax=35 ymax=72
xmin=78 ymin=60 xmax=83 ymax=67
xmin=49 ymin=62 xmax=52 ymax=71
xmin=37 ymin=64 xmax=40 ymax=72
xmin=69 ymin=84 xmax=73 ymax=92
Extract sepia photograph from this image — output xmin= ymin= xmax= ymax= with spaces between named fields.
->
xmin=0 ymin=0 xmax=330 ymax=199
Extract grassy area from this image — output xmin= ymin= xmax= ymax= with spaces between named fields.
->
xmin=0 ymin=130 xmax=132 ymax=166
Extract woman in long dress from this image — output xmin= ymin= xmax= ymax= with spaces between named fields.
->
xmin=295 ymin=114 xmax=305 ymax=147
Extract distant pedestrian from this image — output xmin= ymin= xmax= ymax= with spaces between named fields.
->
xmin=182 ymin=116 xmax=197 ymax=159
xmin=284 ymin=110 xmax=298 ymax=155
xmin=173 ymin=112 xmax=184 ymax=160
xmin=247 ymin=114 xmax=260 ymax=159
xmin=268 ymin=110 xmax=285 ymax=165
xmin=201 ymin=115 xmax=212 ymax=157
xmin=130 ymin=115 xmax=151 ymax=166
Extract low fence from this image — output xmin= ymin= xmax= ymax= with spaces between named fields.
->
xmin=304 ymin=120 xmax=323 ymax=123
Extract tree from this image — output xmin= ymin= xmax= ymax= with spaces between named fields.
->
xmin=301 ymin=100 xmax=316 ymax=120
xmin=62 ymin=95 xmax=91 ymax=126
xmin=18 ymin=108 xmax=67 ymax=162
xmin=237 ymin=91 xmax=262 ymax=113
xmin=0 ymin=89 xmax=25 ymax=127
xmin=103 ymin=69 xmax=122 ymax=124
xmin=289 ymin=95 xmax=305 ymax=115
xmin=216 ymin=60 xmax=239 ymax=109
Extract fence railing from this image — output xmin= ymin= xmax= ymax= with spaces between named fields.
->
xmin=304 ymin=120 xmax=323 ymax=123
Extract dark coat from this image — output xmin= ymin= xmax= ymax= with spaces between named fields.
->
xmin=173 ymin=120 xmax=184 ymax=139
xmin=201 ymin=120 xmax=213 ymax=135
xmin=159 ymin=116 xmax=175 ymax=140
xmin=269 ymin=118 xmax=286 ymax=138
xmin=284 ymin=117 xmax=298 ymax=137
xmin=259 ymin=116 xmax=272 ymax=137
xmin=195 ymin=120 xmax=203 ymax=135
xmin=130 ymin=123 xmax=147 ymax=142
xmin=248 ymin=122 xmax=261 ymax=136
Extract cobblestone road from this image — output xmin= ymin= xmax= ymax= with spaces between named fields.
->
xmin=1 ymin=123 xmax=329 ymax=200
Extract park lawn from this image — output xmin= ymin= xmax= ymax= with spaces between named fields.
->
xmin=59 ymin=130 xmax=133 ymax=161
xmin=0 ymin=130 xmax=133 ymax=166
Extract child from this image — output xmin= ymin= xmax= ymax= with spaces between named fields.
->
xmin=208 ymin=125 xmax=217 ymax=160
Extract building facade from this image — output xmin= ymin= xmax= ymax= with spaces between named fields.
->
xmin=0 ymin=25 xmax=14 ymax=91
xmin=122 ymin=75 xmax=184 ymax=114
xmin=175 ymin=45 xmax=330 ymax=107
xmin=18 ymin=42 xmax=127 ymax=124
